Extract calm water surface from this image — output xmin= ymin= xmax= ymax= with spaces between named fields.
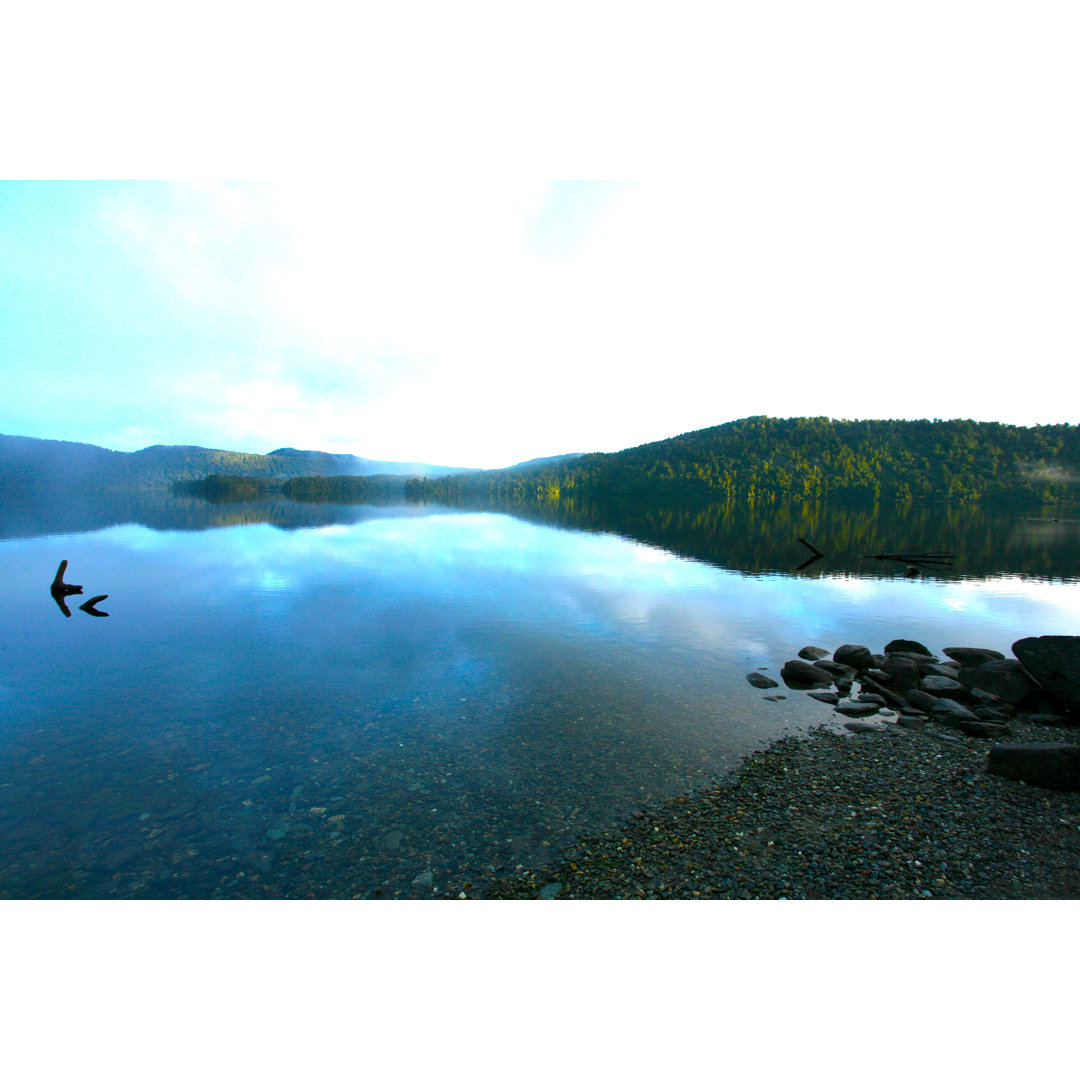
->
xmin=1 ymin=498 xmax=1078 ymax=898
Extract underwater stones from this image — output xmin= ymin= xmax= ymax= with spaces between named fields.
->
xmin=798 ymin=646 xmax=830 ymax=661
xmin=808 ymin=691 xmax=840 ymax=704
xmin=843 ymin=720 xmax=886 ymax=733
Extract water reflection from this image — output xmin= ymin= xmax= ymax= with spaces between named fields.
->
xmin=2 ymin=495 xmax=1079 ymax=899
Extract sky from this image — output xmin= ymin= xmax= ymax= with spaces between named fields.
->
xmin=2 ymin=9 xmax=1078 ymax=472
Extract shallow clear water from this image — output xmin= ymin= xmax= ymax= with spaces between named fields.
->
xmin=1 ymin=498 xmax=1078 ymax=898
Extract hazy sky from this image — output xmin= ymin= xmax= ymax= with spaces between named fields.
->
xmin=3 ymin=14 xmax=1077 ymax=469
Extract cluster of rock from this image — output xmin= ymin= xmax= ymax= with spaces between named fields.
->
xmin=747 ymin=634 xmax=1080 ymax=791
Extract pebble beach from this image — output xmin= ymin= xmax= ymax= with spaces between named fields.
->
xmin=479 ymin=637 xmax=1080 ymax=900
xmin=482 ymin=719 xmax=1080 ymax=899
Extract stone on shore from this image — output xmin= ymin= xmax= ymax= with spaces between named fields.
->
xmin=920 ymin=675 xmax=967 ymax=700
xmin=986 ymin=743 xmax=1080 ymax=791
xmin=882 ymin=655 xmax=921 ymax=690
xmin=1012 ymin=636 xmax=1080 ymax=719
xmin=929 ymin=698 xmax=980 ymax=725
xmin=959 ymin=659 xmax=1040 ymax=705
xmin=843 ymin=720 xmax=885 ymax=733
xmin=798 ymin=646 xmax=830 ymax=661
xmin=835 ymin=700 xmax=880 ymax=717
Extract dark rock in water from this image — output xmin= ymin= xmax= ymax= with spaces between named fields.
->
xmin=762 ymin=695 xmax=786 ymax=701
xmin=798 ymin=645 xmax=830 ymax=661
xmin=813 ymin=659 xmax=858 ymax=678
xmin=834 ymin=644 xmax=873 ymax=671
xmin=857 ymin=693 xmax=888 ymax=706
xmin=884 ymin=639 xmax=933 ymax=657
xmin=906 ymin=689 xmax=939 ymax=712
xmin=929 ymin=698 xmax=980 ymax=725
xmin=808 ymin=691 xmax=840 ymax=704
xmin=871 ymin=653 xmax=888 ymax=669
xmin=920 ymin=675 xmax=967 ymax=700
xmin=882 ymin=655 xmax=921 ymax=691
xmin=746 ymin=672 xmax=779 ymax=689
xmin=986 ymin=742 xmax=1080 ymax=791
xmin=834 ymin=677 xmax=853 ymax=695
xmin=844 ymin=720 xmax=885 ymax=733
xmin=943 ymin=646 xmax=1006 ymax=667
xmin=959 ymin=659 xmax=1039 ymax=705
xmin=781 ymin=659 xmax=835 ymax=687
xmin=836 ymin=700 xmax=880 ymax=717
xmin=1012 ymin=636 xmax=1080 ymax=718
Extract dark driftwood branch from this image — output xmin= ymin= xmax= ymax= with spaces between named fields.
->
xmin=79 ymin=595 xmax=109 ymax=617
xmin=798 ymin=536 xmax=826 ymax=558
xmin=51 ymin=559 xmax=83 ymax=596
xmin=50 ymin=559 xmax=84 ymax=616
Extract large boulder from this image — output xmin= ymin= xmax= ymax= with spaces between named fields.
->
xmin=833 ymin=644 xmax=874 ymax=671
xmin=882 ymin=655 xmax=921 ymax=691
xmin=986 ymin=743 xmax=1080 ymax=791
xmin=1012 ymin=636 xmax=1080 ymax=718
xmin=958 ymin=659 xmax=1039 ymax=705
xmin=919 ymin=675 xmax=967 ymax=701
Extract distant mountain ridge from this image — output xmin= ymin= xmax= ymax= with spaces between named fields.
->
xmin=0 ymin=433 xmax=474 ymax=494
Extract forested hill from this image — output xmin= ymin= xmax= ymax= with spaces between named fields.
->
xmin=0 ymin=434 xmax=469 ymax=495
xmin=406 ymin=417 xmax=1080 ymax=506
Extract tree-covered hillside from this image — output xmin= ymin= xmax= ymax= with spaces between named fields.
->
xmin=406 ymin=416 xmax=1080 ymax=506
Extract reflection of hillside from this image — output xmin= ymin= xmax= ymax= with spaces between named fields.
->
xmin=0 ymin=489 xmax=446 ymax=541
xmin=440 ymin=495 xmax=1080 ymax=583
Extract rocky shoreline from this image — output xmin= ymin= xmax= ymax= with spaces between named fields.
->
xmin=478 ymin=635 xmax=1080 ymax=899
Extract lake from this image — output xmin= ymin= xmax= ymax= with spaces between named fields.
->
xmin=1 ymin=492 xmax=1078 ymax=898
